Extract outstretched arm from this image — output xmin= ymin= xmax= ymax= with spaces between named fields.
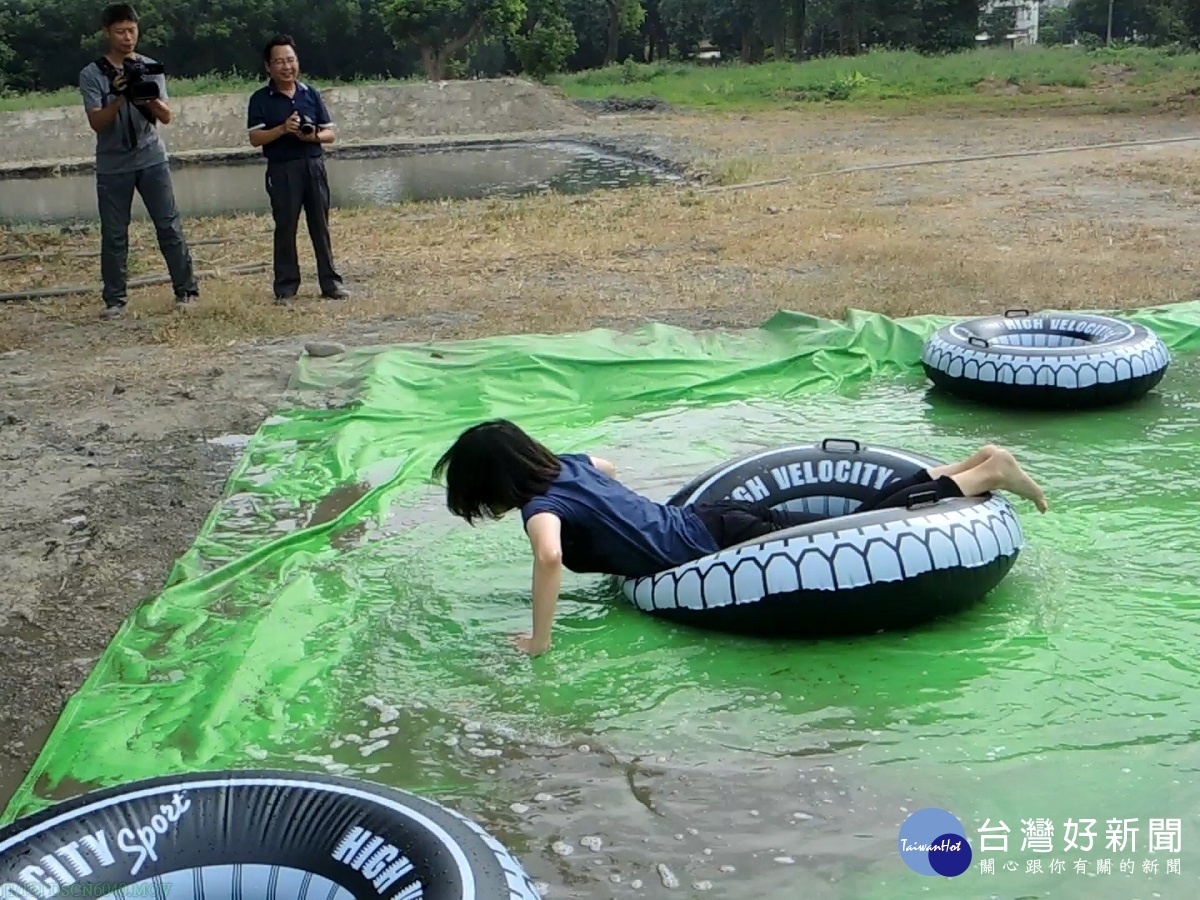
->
xmin=517 ymin=512 xmax=563 ymax=656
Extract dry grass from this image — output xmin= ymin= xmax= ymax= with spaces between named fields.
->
xmin=2 ymin=111 xmax=1197 ymax=356
xmin=1092 ymin=156 xmax=1200 ymax=194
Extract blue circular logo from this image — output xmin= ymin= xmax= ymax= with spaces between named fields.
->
xmin=897 ymin=808 xmax=972 ymax=877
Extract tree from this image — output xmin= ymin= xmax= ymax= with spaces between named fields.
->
xmin=382 ymin=0 xmax=527 ymax=80
xmin=979 ymin=2 xmax=1018 ymax=43
xmin=789 ymin=0 xmax=807 ymax=59
xmin=916 ymin=0 xmax=984 ymax=54
xmin=604 ymin=0 xmax=646 ymax=64
xmin=511 ymin=0 xmax=579 ymax=77
xmin=1037 ymin=3 xmax=1074 ymax=45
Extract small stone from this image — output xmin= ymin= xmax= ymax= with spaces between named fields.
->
xmin=719 ymin=865 xmax=736 ymax=874
xmin=509 ymin=803 xmax=530 ymax=815
xmin=551 ymin=840 xmax=573 ymax=857
xmin=656 ymin=863 xmax=679 ymax=888
xmin=693 ymin=881 xmax=713 ymax=891
xmin=580 ymin=835 xmax=603 ymax=851
xmin=773 ymin=856 xmax=795 ymax=865
xmin=533 ymin=792 xmax=554 ymax=803
xmin=305 ymin=341 xmax=345 ymax=358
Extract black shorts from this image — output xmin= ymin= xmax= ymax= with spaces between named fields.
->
xmin=691 ymin=500 xmax=824 ymax=549
xmin=690 ymin=468 xmax=964 ymax=551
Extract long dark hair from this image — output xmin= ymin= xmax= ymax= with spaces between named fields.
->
xmin=432 ymin=419 xmax=562 ymax=524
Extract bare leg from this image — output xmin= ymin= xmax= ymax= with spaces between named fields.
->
xmin=950 ymin=448 xmax=1048 ymax=513
xmin=926 ymin=444 xmax=1000 ymax=481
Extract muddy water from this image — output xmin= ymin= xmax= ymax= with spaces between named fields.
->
xmin=0 ymin=141 xmax=676 ymax=225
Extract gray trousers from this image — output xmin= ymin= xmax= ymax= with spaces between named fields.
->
xmin=96 ymin=161 xmax=197 ymax=307
xmin=265 ymin=156 xmax=342 ymax=298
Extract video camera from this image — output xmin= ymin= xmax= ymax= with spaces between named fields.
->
xmin=117 ymin=57 xmax=165 ymax=103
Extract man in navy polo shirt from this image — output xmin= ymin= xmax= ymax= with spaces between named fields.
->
xmin=246 ymin=34 xmax=348 ymax=305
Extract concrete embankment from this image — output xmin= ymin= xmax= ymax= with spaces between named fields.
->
xmin=0 ymin=78 xmax=595 ymax=177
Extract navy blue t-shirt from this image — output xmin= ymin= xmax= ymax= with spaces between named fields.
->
xmin=246 ymin=81 xmax=332 ymax=162
xmin=520 ymin=454 xmax=720 ymax=578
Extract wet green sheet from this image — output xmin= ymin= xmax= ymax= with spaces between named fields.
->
xmin=5 ymin=301 xmax=1200 ymax=898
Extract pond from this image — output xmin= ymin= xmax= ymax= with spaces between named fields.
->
xmin=0 ymin=140 xmax=681 ymax=226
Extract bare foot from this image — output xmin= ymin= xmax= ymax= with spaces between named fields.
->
xmin=989 ymin=449 xmax=1049 ymax=513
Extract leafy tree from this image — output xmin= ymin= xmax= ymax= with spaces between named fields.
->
xmin=381 ymin=0 xmax=527 ymax=80
xmin=789 ymin=0 xmax=807 ymax=58
xmin=979 ymin=1 xmax=1017 ymax=43
xmin=1069 ymin=0 xmax=1190 ymax=45
xmin=656 ymin=0 xmax=710 ymax=58
xmin=511 ymin=0 xmax=579 ymax=77
xmin=603 ymin=0 xmax=647 ymax=62
xmin=916 ymin=0 xmax=985 ymax=54
xmin=1037 ymin=3 xmax=1074 ymax=46
xmin=6 ymin=0 xmax=1200 ymax=94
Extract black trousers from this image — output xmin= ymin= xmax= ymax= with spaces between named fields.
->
xmin=692 ymin=468 xmax=965 ymax=549
xmin=265 ymin=156 xmax=342 ymax=298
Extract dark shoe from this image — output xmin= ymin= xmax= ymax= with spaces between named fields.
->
xmin=274 ymin=293 xmax=296 ymax=307
xmin=321 ymin=286 xmax=350 ymax=300
xmin=175 ymin=290 xmax=199 ymax=309
xmin=100 ymin=303 xmax=126 ymax=319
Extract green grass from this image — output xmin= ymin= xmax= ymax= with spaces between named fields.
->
xmin=2 ymin=45 xmax=1199 ymax=114
xmin=551 ymin=45 xmax=1200 ymax=113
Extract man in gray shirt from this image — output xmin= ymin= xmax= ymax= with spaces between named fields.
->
xmin=79 ymin=3 xmax=198 ymax=318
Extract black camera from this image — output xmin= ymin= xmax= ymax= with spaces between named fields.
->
xmin=298 ymin=114 xmax=317 ymax=136
xmin=121 ymin=58 xmax=165 ymax=103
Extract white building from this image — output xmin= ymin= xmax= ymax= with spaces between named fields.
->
xmin=980 ymin=0 xmax=1042 ymax=45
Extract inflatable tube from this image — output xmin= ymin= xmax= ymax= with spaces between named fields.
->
xmin=921 ymin=309 xmax=1170 ymax=409
xmin=614 ymin=440 xmax=1023 ymax=637
xmin=0 ymin=769 xmax=540 ymax=900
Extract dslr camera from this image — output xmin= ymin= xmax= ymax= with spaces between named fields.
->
xmin=298 ymin=114 xmax=317 ymax=136
xmin=119 ymin=57 xmax=165 ymax=103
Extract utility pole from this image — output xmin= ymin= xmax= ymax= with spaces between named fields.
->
xmin=1107 ymin=0 xmax=1114 ymax=45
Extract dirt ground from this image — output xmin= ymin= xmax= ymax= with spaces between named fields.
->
xmin=3 ymin=104 xmax=1200 ymax=811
